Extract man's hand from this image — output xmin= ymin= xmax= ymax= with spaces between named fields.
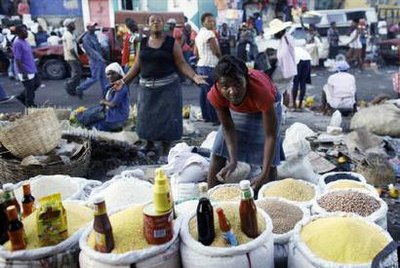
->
xmin=250 ymin=176 xmax=269 ymax=198
xmin=192 ymin=74 xmax=208 ymax=85
xmin=216 ymin=161 xmax=237 ymax=183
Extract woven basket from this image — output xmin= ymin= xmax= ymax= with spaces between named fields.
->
xmin=0 ymin=136 xmax=91 ymax=185
xmin=0 ymin=109 xmax=61 ymax=158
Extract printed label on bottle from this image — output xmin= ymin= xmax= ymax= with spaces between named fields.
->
xmin=223 ymin=230 xmax=238 ymax=246
xmin=153 ymin=229 xmax=166 ymax=238
xmin=242 ymin=189 xmax=252 ymax=200
xmin=94 ymin=231 xmax=106 ymax=251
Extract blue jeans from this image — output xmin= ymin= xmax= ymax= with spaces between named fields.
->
xmin=78 ymin=60 xmax=108 ymax=95
xmin=197 ymin=66 xmax=218 ymax=123
xmin=0 ymin=84 xmax=7 ymax=100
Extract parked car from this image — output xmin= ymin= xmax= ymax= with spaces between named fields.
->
xmin=33 ymin=27 xmax=122 ymax=80
xmin=379 ymin=38 xmax=400 ymax=65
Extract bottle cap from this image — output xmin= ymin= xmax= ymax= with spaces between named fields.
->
xmin=199 ymin=182 xmax=208 ymax=193
xmin=3 ymin=183 xmax=13 ymax=192
xmin=22 ymin=183 xmax=31 ymax=195
xmin=216 ymin=207 xmax=223 ymax=214
xmin=240 ymin=180 xmax=251 ymax=190
xmin=93 ymin=196 xmax=105 ymax=204
xmin=154 ymin=168 xmax=167 ymax=184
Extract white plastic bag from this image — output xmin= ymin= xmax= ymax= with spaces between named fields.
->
xmin=277 ymin=158 xmax=320 ymax=184
xmin=288 ymin=213 xmax=398 ymax=268
xmin=283 ymin=123 xmax=315 ymax=159
xmin=180 ymin=203 xmax=275 ymax=268
xmin=170 ymin=175 xmax=199 ymax=204
xmin=200 ymin=131 xmax=218 ymax=150
xmin=329 ymin=110 xmax=342 ymax=127
xmin=13 ymin=175 xmax=102 ymax=205
xmin=79 ymin=206 xmax=182 ymax=268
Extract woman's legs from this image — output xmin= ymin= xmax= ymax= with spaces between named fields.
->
xmin=207 ymin=154 xmax=227 ymax=189
xmin=292 ymin=75 xmax=300 ymax=109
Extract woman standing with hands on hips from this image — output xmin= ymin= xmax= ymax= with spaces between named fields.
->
xmin=112 ymin=14 xmax=207 ymax=156
xmin=207 ymin=55 xmax=284 ymax=194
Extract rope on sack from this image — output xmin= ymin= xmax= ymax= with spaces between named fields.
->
xmin=371 ymin=240 xmax=399 ymax=268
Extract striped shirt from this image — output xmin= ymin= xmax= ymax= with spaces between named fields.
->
xmin=195 ymin=27 xmax=219 ymax=67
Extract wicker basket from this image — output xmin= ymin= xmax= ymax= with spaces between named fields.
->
xmin=0 ymin=109 xmax=61 ymax=158
xmin=0 ymin=136 xmax=91 ymax=185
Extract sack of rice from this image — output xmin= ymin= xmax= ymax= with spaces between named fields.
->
xmin=79 ymin=204 xmax=181 ymax=268
xmin=318 ymin=172 xmax=366 ymax=192
xmin=208 ymin=184 xmax=241 ymax=202
xmin=87 ymin=175 xmax=152 ymax=213
xmin=0 ymin=201 xmax=93 ymax=267
xmin=288 ymin=213 xmax=398 ymax=267
xmin=13 ymin=175 xmax=102 ymax=204
xmin=256 ymin=197 xmax=309 ymax=267
xmin=312 ymin=189 xmax=388 ymax=229
xmin=324 ymin=179 xmax=378 ymax=196
xmin=180 ymin=202 xmax=274 ymax=268
xmin=258 ymin=178 xmax=317 ymax=208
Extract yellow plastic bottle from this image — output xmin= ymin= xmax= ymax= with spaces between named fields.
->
xmin=153 ymin=168 xmax=173 ymax=213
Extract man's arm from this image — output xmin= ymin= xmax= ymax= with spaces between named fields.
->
xmin=209 ymin=37 xmax=221 ymax=58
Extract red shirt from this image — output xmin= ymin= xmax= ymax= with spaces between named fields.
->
xmin=208 ymin=69 xmax=277 ymax=113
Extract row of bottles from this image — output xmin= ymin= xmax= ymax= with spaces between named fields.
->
xmin=196 ymin=180 xmax=258 ymax=247
xmin=0 ymin=183 xmax=35 ymax=249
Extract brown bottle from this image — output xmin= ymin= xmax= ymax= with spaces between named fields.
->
xmin=93 ymin=196 xmax=114 ymax=253
xmin=3 ymin=184 xmax=21 ymax=217
xmin=239 ymin=180 xmax=258 ymax=238
xmin=22 ymin=183 xmax=35 ymax=218
xmin=0 ymin=190 xmax=9 ymax=244
xmin=6 ymin=205 xmax=26 ymax=251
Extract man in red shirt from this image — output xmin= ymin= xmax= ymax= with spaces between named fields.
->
xmin=207 ymin=55 xmax=284 ymax=193
xmin=121 ymin=18 xmax=139 ymax=72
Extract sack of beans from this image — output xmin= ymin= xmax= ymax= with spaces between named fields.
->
xmin=79 ymin=204 xmax=182 ymax=268
xmin=288 ymin=213 xmax=398 ymax=268
xmin=258 ymin=178 xmax=317 ymax=208
xmin=312 ymin=189 xmax=388 ymax=229
xmin=324 ymin=179 xmax=379 ymax=197
xmin=256 ymin=197 xmax=309 ymax=267
xmin=208 ymin=184 xmax=242 ymax=202
xmin=0 ymin=201 xmax=93 ymax=267
xmin=180 ymin=202 xmax=274 ymax=268
xmin=318 ymin=172 xmax=366 ymax=192
xmin=13 ymin=175 xmax=102 ymax=203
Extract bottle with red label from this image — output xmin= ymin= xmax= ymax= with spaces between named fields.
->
xmin=93 ymin=196 xmax=114 ymax=253
xmin=6 ymin=205 xmax=26 ymax=251
xmin=22 ymin=183 xmax=35 ymax=218
xmin=216 ymin=207 xmax=238 ymax=246
xmin=239 ymin=180 xmax=258 ymax=238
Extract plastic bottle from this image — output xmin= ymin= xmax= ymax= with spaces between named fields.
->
xmin=6 ymin=205 xmax=26 ymax=251
xmin=153 ymin=168 xmax=173 ymax=213
xmin=3 ymin=183 xmax=21 ymax=217
xmin=216 ymin=207 xmax=238 ymax=246
xmin=196 ymin=182 xmax=215 ymax=246
xmin=93 ymin=196 xmax=114 ymax=253
xmin=239 ymin=180 xmax=258 ymax=238
xmin=22 ymin=183 xmax=35 ymax=218
xmin=0 ymin=190 xmax=9 ymax=244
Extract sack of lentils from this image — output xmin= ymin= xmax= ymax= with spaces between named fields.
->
xmin=0 ymin=201 xmax=93 ymax=267
xmin=79 ymin=204 xmax=181 ymax=268
xmin=180 ymin=202 xmax=274 ymax=268
xmin=258 ymin=178 xmax=317 ymax=209
xmin=312 ymin=189 xmax=388 ymax=229
xmin=256 ymin=197 xmax=310 ymax=267
xmin=318 ymin=172 xmax=366 ymax=192
xmin=288 ymin=213 xmax=398 ymax=268
xmin=324 ymin=179 xmax=379 ymax=197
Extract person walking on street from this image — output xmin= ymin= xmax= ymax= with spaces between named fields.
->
xmin=327 ymin=22 xmax=339 ymax=60
xmin=218 ymin=23 xmax=231 ymax=56
xmin=112 ymin=14 xmax=207 ymax=156
xmin=292 ymin=46 xmax=312 ymax=110
xmin=13 ymin=25 xmax=40 ymax=107
xmin=62 ymin=18 xmax=82 ymax=96
xmin=121 ymin=18 xmax=140 ymax=73
xmin=76 ymin=21 xmax=108 ymax=98
xmin=195 ymin=12 xmax=221 ymax=124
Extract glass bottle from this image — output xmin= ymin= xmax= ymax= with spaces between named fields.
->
xmin=196 ymin=182 xmax=215 ymax=246
xmin=21 ymin=183 xmax=35 ymax=218
xmin=3 ymin=183 xmax=21 ymax=217
xmin=93 ymin=196 xmax=114 ymax=253
xmin=6 ymin=205 xmax=26 ymax=251
xmin=239 ymin=180 xmax=258 ymax=238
